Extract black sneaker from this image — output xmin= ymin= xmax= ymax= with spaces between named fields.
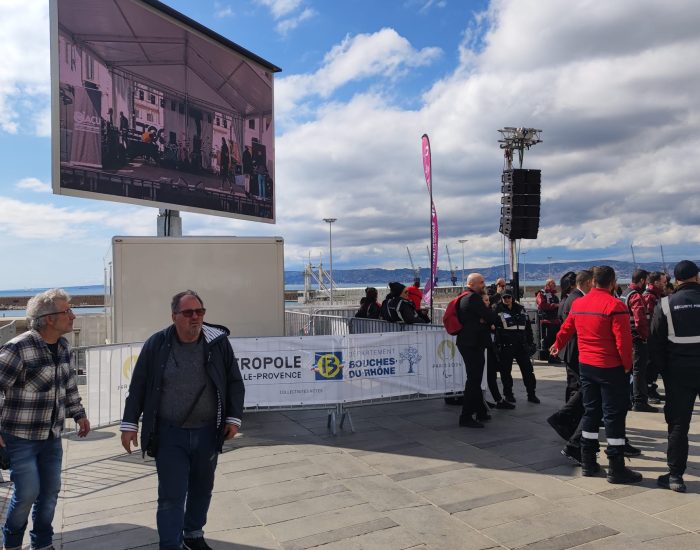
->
xmin=632 ymin=403 xmax=659 ymax=413
xmin=476 ymin=412 xmax=492 ymax=422
xmin=459 ymin=416 xmax=484 ymax=428
xmin=505 ymin=394 xmax=516 ymax=403
xmin=495 ymin=400 xmax=516 ymax=410
xmin=658 ymin=473 xmax=686 ymax=493
xmin=648 ymin=396 xmax=661 ymax=405
xmin=485 ymin=400 xmax=496 ymax=409
xmin=183 ymin=537 xmax=213 ymax=550
xmin=527 ymin=394 xmax=541 ymax=404
xmin=623 ymin=439 xmax=642 ymax=457
xmin=561 ymin=445 xmax=582 ymax=466
xmin=648 ymin=386 xmax=664 ymax=402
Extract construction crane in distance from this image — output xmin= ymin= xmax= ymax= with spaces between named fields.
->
xmin=445 ymin=245 xmax=457 ymax=286
xmin=406 ymin=247 xmax=420 ymax=287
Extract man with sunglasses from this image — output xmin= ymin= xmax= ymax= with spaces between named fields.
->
xmin=0 ymin=288 xmax=90 ymax=550
xmin=121 ymin=290 xmax=244 ymax=550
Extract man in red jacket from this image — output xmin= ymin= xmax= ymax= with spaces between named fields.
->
xmin=550 ymin=266 xmax=642 ymax=484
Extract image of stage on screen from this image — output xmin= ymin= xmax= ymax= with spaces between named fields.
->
xmin=54 ymin=0 xmax=276 ymax=221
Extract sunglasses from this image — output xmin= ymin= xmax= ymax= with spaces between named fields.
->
xmin=176 ymin=308 xmax=206 ymax=318
xmin=36 ymin=308 xmax=73 ymax=318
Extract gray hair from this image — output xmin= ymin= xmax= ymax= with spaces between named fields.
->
xmin=27 ymin=288 xmax=71 ymax=331
xmin=171 ymin=290 xmax=204 ymax=314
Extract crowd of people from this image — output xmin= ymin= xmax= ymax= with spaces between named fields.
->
xmin=355 ymin=281 xmax=431 ymax=324
xmin=449 ymin=261 xmax=700 ymax=490
xmin=1 ymin=261 xmax=699 ymax=548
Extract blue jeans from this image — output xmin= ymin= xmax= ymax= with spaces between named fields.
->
xmin=1 ymin=432 xmax=63 ymax=550
xmin=155 ymin=423 xmax=219 ymax=550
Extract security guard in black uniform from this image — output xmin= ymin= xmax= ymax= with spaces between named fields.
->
xmin=494 ymin=289 xmax=539 ymax=404
xmin=650 ymin=260 xmax=700 ymax=493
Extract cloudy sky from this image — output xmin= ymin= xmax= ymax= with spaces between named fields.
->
xmin=1 ymin=0 xmax=699 ymax=289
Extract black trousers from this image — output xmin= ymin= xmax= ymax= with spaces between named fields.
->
xmin=664 ymin=366 xmax=700 ymax=476
xmin=500 ymin=343 xmax=536 ymax=397
xmin=485 ymin=346 xmax=503 ymax=403
xmin=540 ymin=322 xmax=560 ymax=358
xmin=458 ymin=344 xmax=487 ymax=418
xmin=580 ymin=364 xmax=628 ymax=456
xmin=564 ymin=359 xmax=581 ymax=403
xmin=631 ymin=339 xmax=649 ymax=405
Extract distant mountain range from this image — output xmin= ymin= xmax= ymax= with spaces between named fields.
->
xmin=285 ymin=260 xmax=692 ymax=285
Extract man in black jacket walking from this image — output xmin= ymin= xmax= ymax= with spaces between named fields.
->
xmin=457 ymin=273 xmax=500 ymax=428
xmin=650 ymin=260 xmax=700 ymax=493
xmin=121 ymin=290 xmax=244 ymax=550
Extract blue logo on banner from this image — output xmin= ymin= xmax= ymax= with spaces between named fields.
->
xmin=314 ymin=352 xmax=343 ymax=380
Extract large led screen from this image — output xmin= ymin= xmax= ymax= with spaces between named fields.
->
xmin=50 ymin=0 xmax=279 ymax=222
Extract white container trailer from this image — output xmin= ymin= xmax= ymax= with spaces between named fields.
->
xmin=107 ymin=236 xmax=284 ymax=343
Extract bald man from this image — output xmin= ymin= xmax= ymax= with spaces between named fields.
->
xmin=456 ymin=273 xmax=500 ymax=428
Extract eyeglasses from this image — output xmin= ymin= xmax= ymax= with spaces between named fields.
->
xmin=35 ymin=308 xmax=73 ymax=318
xmin=176 ymin=308 xmax=206 ymax=318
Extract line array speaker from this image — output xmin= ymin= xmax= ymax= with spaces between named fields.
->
xmin=499 ymin=169 xmax=541 ymax=239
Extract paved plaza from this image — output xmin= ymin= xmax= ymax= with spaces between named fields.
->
xmin=2 ymin=364 xmax=700 ymax=549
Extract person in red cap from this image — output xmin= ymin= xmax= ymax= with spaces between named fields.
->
xmin=550 ymin=265 xmax=641 ymax=484
xmin=405 ymin=284 xmax=430 ymax=323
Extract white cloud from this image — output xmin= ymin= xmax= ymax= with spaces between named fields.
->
xmin=0 ymin=0 xmax=50 ymax=136
xmin=256 ymin=0 xmax=303 ymax=19
xmin=268 ymin=0 xmax=700 ymax=270
xmin=276 ymin=28 xmax=442 ymax=118
xmin=214 ymin=2 xmax=234 ymax=18
xmin=257 ymin=0 xmax=316 ymax=35
xmin=3 ymin=0 xmax=700 ymax=286
xmin=276 ymin=7 xmax=316 ymax=35
xmin=16 ymin=178 xmax=51 ymax=193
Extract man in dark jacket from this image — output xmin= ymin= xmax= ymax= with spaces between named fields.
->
xmin=644 ymin=271 xmax=667 ymax=403
xmin=121 ymin=290 xmax=244 ymax=550
xmin=537 ymin=279 xmax=561 ymax=363
xmin=457 ymin=273 xmax=500 ymax=428
xmin=650 ymin=260 xmax=700 ymax=493
xmin=380 ymin=282 xmax=426 ymax=324
xmin=355 ymin=287 xmax=381 ymax=319
xmin=494 ymin=289 xmax=539 ymax=404
xmin=622 ymin=269 xmax=657 ymax=412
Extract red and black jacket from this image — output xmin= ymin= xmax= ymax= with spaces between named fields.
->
xmin=554 ymin=288 xmax=633 ymax=371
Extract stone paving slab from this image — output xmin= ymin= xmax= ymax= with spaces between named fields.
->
xmin=1 ymin=364 xmax=700 ymax=549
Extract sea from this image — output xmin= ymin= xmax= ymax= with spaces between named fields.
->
xmin=0 ymin=285 xmax=106 ymax=318
xmin=0 ymin=280 xmax=551 ymax=318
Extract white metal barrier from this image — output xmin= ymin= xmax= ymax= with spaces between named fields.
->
xmin=76 ymin=330 xmax=465 ymax=435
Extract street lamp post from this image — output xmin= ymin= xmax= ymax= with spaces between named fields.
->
xmin=323 ymin=218 xmax=337 ymax=304
xmin=458 ymin=239 xmax=468 ymax=290
xmin=521 ymin=251 xmax=528 ymax=297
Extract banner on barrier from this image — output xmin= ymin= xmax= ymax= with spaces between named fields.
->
xmin=85 ymin=332 xmax=465 ymax=426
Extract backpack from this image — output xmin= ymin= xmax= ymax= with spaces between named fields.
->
xmin=443 ymin=290 xmax=473 ymax=335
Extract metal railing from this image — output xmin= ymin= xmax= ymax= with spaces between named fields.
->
xmin=0 ymin=320 xmax=16 ymax=345
xmin=348 ymin=317 xmax=443 ymax=334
